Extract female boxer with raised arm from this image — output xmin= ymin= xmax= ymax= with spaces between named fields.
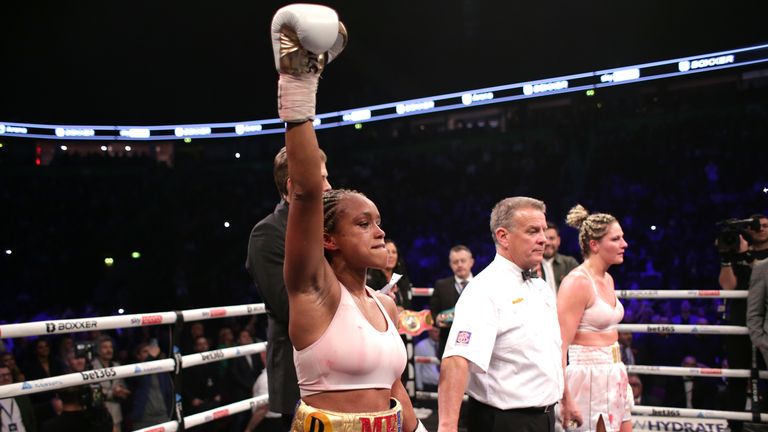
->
xmin=558 ymin=205 xmax=631 ymax=432
xmin=271 ymin=5 xmax=424 ymax=432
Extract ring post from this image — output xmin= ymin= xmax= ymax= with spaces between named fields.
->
xmin=173 ymin=310 xmax=185 ymax=431
xmin=752 ymin=346 xmax=761 ymax=423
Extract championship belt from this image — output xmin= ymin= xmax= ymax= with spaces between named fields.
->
xmin=397 ymin=309 xmax=434 ymax=336
xmin=437 ymin=307 xmax=455 ymax=325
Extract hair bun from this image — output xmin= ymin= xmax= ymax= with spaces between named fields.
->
xmin=566 ymin=204 xmax=589 ymax=229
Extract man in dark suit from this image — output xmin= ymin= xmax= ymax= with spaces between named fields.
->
xmin=665 ymin=356 xmax=720 ymax=409
xmin=246 ymin=146 xmax=330 ymax=429
xmin=540 ymin=222 xmax=579 ymax=295
xmin=748 ymin=257 xmax=768 ymax=367
xmin=226 ymin=330 xmax=264 ymax=432
xmin=183 ymin=336 xmax=221 ymax=432
xmin=430 ymin=245 xmax=474 ymax=358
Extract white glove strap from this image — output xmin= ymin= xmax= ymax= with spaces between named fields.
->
xmin=414 ymin=419 xmax=428 ymax=432
xmin=278 ymin=73 xmax=319 ymax=123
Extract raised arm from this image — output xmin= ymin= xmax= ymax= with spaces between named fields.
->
xmin=284 ymin=123 xmax=328 ymax=293
xmin=271 ymin=4 xmax=347 ymax=348
xmin=718 ymin=234 xmax=748 ymax=290
xmin=719 ymin=265 xmax=738 ymax=290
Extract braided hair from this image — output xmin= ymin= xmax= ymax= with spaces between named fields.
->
xmin=322 ymin=188 xmax=366 ymax=234
xmin=566 ymin=204 xmax=617 ymax=258
xmin=322 ymin=188 xmax=368 ymax=262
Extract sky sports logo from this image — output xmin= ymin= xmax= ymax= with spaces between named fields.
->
xmin=201 ymin=308 xmax=227 ymax=318
xmin=141 ymin=315 xmax=164 ymax=325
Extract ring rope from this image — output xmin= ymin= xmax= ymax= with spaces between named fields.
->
xmin=413 ymin=356 xmax=441 ymax=365
xmin=134 ymin=395 xmax=270 ymax=432
xmin=617 ymin=290 xmax=747 ymax=299
xmin=413 ymin=390 xmax=766 ymax=422
xmin=409 ymin=287 xmax=758 ymax=423
xmin=0 ymin=291 xmax=756 ymax=426
xmin=410 ymin=288 xmax=747 ymax=299
xmin=617 ymin=323 xmax=748 ymax=335
xmin=0 ymin=342 xmax=267 ymax=398
xmin=415 ymin=391 xmax=467 ymax=402
xmin=413 ymin=356 xmax=768 ymax=379
xmin=0 ymin=303 xmax=266 ymax=339
xmin=632 ymin=406 xmax=768 ymax=422
xmin=627 ymin=364 xmax=768 ymax=379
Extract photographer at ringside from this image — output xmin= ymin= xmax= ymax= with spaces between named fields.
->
xmin=717 ymin=214 xmax=768 ymax=431
xmin=41 ymin=386 xmax=111 ymax=432
xmin=42 ymin=348 xmax=113 ymax=432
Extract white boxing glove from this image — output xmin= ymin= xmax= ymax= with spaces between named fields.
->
xmin=271 ymin=3 xmax=348 ymax=123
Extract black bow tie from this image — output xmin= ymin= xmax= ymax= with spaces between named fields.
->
xmin=521 ymin=268 xmax=539 ymax=281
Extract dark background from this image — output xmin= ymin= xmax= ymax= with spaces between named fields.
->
xmin=1 ymin=1 xmax=767 ymax=415
xmin=0 ymin=0 xmax=766 ymax=313
xmin=1 ymin=1 xmax=766 ymax=124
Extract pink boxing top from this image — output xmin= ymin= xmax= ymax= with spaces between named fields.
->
xmin=575 ymin=268 xmax=624 ymax=333
xmin=294 ymin=284 xmax=407 ymax=397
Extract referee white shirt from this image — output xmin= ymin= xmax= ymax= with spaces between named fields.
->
xmin=443 ymin=253 xmax=564 ymax=409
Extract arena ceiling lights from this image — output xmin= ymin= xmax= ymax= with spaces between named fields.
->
xmin=1 ymin=43 xmax=767 ymax=141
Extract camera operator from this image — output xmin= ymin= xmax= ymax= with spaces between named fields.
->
xmin=40 ymin=386 xmax=111 ymax=432
xmin=719 ymin=215 xmax=768 ymax=290
xmin=41 ymin=350 xmax=112 ymax=432
xmin=717 ymin=214 xmax=768 ymax=431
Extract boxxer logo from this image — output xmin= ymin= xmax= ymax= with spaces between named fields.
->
xmin=45 ymin=320 xmax=98 ymax=333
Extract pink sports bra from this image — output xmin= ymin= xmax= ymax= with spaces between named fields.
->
xmin=575 ymin=268 xmax=624 ymax=333
xmin=294 ymin=284 xmax=407 ymax=397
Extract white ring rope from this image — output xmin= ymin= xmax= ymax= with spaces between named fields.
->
xmin=410 ymin=288 xmax=748 ymax=299
xmin=414 ymin=356 xmax=768 ymax=379
xmin=617 ymin=290 xmax=747 ymax=299
xmin=0 ymin=290 xmax=757 ymax=427
xmin=627 ymin=364 xmax=768 ymax=379
xmin=632 ymin=406 xmax=768 ymax=422
xmin=0 ymin=302 xmax=269 ymax=432
xmin=617 ymin=323 xmax=748 ymax=335
xmin=0 ymin=357 xmax=173 ymax=398
xmin=415 ymin=391 xmax=468 ymax=402
xmin=410 ymin=284 xmax=759 ymax=424
xmin=414 ymin=356 xmax=441 ymax=365
xmin=414 ymin=390 xmax=767 ymax=422
xmin=411 ymin=288 xmax=434 ymax=297
xmin=0 ymin=303 xmax=266 ymax=339
xmin=0 ymin=342 xmax=268 ymax=398
xmin=133 ymin=395 xmax=270 ymax=432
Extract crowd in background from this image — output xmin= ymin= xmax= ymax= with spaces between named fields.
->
xmin=1 ymin=69 xmax=767 ymax=426
xmin=0 ymin=318 xmax=266 ymax=431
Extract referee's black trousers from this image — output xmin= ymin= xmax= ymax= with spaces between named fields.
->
xmin=467 ymin=397 xmax=556 ymax=432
